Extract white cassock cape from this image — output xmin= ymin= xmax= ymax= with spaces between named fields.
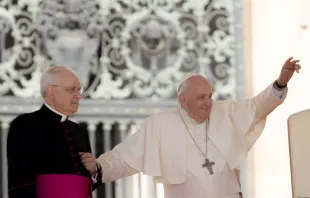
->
xmin=97 ymin=83 xmax=287 ymax=198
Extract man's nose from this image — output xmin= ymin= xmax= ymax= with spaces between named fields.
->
xmin=204 ymin=99 xmax=212 ymax=105
xmin=74 ymin=92 xmax=82 ymax=99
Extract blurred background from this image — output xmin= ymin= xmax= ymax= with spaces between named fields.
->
xmin=0 ymin=0 xmax=310 ymax=198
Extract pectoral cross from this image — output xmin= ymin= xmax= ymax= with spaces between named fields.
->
xmin=202 ymin=158 xmax=215 ymax=174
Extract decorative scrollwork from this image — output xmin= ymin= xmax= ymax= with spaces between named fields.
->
xmin=0 ymin=0 xmax=238 ymax=100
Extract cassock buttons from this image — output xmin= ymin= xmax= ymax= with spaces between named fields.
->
xmin=62 ymin=122 xmax=81 ymax=175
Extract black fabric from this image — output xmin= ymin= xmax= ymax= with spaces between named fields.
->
xmin=6 ymin=104 xmax=101 ymax=198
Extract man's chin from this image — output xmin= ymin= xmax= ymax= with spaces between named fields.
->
xmin=199 ymin=113 xmax=210 ymax=121
xmin=70 ymin=106 xmax=79 ymax=114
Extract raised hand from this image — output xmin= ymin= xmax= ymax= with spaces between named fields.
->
xmin=277 ymin=57 xmax=301 ymax=86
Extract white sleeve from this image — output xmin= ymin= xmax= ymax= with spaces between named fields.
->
xmin=272 ymin=86 xmax=287 ymax=100
xmin=96 ymin=150 xmax=139 ymax=182
xmin=91 ymin=172 xmax=98 ymax=183
xmin=230 ymin=83 xmax=285 ymax=151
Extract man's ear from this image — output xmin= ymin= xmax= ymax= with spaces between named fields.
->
xmin=47 ymin=86 xmax=53 ymax=96
xmin=178 ymin=94 xmax=185 ymax=106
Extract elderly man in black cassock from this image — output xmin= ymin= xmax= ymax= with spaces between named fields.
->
xmin=6 ymin=66 xmax=102 ymax=198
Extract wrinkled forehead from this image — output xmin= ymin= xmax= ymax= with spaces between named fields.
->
xmin=57 ymin=70 xmax=80 ymax=86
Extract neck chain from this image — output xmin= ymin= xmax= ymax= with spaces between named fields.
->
xmin=178 ymin=109 xmax=208 ymax=159
xmin=179 ymin=109 xmax=215 ymax=174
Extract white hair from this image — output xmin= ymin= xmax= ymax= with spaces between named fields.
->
xmin=177 ymin=81 xmax=189 ymax=96
xmin=40 ymin=66 xmax=74 ymax=98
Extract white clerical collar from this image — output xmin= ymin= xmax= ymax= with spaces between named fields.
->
xmin=44 ymin=102 xmax=68 ymax=122
xmin=179 ymin=106 xmax=206 ymax=125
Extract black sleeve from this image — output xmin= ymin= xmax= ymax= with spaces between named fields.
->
xmin=7 ymin=116 xmax=37 ymax=198
xmin=82 ymin=127 xmax=102 ymax=191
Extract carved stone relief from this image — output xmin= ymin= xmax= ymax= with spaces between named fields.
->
xmin=0 ymin=0 xmax=243 ymax=104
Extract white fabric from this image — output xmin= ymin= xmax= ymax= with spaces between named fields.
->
xmin=97 ymin=83 xmax=287 ymax=197
xmin=163 ymin=171 xmax=240 ymax=198
xmin=287 ymin=109 xmax=310 ymax=198
xmin=163 ymin=108 xmax=241 ymax=198
xmin=181 ymin=107 xmax=227 ymax=175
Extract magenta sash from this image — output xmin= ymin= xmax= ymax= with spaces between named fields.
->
xmin=36 ymin=174 xmax=91 ymax=198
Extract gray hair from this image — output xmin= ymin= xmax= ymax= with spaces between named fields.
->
xmin=177 ymin=81 xmax=189 ymax=96
xmin=40 ymin=66 xmax=74 ymax=97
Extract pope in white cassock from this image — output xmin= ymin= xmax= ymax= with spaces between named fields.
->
xmin=80 ymin=57 xmax=301 ymax=198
